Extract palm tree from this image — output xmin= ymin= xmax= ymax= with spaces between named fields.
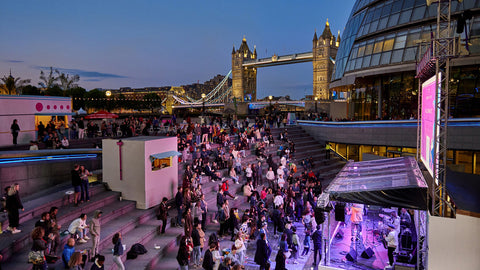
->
xmin=0 ymin=71 xmax=31 ymax=95
xmin=58 ymin=72 xmax=80 ymax=90
xmin=38 ymin=67 xmax=60 ymax=90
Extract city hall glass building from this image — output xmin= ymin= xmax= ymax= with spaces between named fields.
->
xmin=330 ymin=0 xmax=480 ymax=120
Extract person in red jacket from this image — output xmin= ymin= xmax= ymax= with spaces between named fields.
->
xmin=221 ymin=179 xmax=237 ymax=200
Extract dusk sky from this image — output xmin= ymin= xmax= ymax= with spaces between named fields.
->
xmin=1 ymin=0 xmax=354 ymax=100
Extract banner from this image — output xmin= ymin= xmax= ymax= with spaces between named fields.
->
xmin=421 ymin=74 xmax=441 ymax=178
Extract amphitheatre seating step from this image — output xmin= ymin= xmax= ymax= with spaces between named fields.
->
xmin=1 ymin=183 xmax=105 ymax=231
xmin=0 ymin=188 xmax=125 ymax=265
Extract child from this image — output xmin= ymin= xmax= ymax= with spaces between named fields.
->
xmin=301 ymin=230 xmax=311 ymax=257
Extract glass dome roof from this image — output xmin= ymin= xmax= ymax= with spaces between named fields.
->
xmin=332 ymin=0 xmax=480 ymax=81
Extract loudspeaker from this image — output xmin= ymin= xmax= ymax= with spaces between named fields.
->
xmin=335 ymin=229 xmax=344 ymax=239
xmin=314 ymin=208 xmax=325 ymax=225
xmin=361 ymin=247 xmax=374 ymax=259
xmin=346 ymin=250 xmax=357 ymax=262
xmin=335 ymin=203 xmax=345 ymax=222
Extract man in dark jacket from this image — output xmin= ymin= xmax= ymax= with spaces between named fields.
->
xmin=158 ymin=197 xmax=170 ymax=233
xmin=175 ymin=186 xmax=183 ymax=227
xmin=254 ymin=233 xmax=272 ymax=270
xmin=202 ymin=243 xmax=215 ymax=270
xmin=312 ymin=225 xmax=323 ymax=265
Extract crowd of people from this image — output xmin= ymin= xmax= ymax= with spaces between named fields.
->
xmin=163 ymin=116 xmax=328 ymax=270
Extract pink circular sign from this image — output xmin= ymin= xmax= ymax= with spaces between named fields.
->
xmin=35 ymin=103 xmax=43 ymax=112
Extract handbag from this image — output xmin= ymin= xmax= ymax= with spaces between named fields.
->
xmin=28 ymin=250 xmax=45 ymax=264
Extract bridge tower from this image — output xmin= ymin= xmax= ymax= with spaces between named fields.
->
xmin=313 ymin=19 xmax=339 ymax=100
xmin=232 ymin=37 xmax=257 ymax=101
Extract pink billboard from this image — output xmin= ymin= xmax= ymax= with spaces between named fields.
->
xmin=421 ymin=75 xmax=440 ymax=178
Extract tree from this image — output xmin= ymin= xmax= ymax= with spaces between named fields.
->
xmin=38 ymin=67 xmax=60 ymax=90
xmin=85 ymin=89 xmax=106 ymax=110
xmin=0 ymin=72 xmax=31 ymax=95
xmin=22 ymin=85 xmax=42 ymax=95
xmin=66 ymin=87 xmax=87 ymax=110
xmin=58 ymin=73 xmax=80 ymax=91
xmin=44 ymin=85 xmax=64 ymax=96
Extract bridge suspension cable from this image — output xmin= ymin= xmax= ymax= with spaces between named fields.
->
xmin=174 ymin=70 xmax=232 ymax=105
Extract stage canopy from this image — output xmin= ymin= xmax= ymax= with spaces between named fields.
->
xmin=326 ymin=157 xmax=428 ymax=210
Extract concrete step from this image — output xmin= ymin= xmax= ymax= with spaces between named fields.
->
xmin=1 ymin=183 xmax=105 ymax=231
xmin=0 ymin=188 xmax=120 ymax=263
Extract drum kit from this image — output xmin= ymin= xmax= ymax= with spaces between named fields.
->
xmin=372 ymin=212 xmax=394 ymax=249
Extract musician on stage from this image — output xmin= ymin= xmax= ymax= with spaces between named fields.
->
xmin=348 ymin=203 xmax=364 ymax=241
xmin=400 ymin=208 xmax=412 ymax=230
xmin=384 ymin=224 xmax=398 ymax=267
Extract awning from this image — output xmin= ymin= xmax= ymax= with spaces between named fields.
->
xmin=85 ymin=110 xmax=118 ymax=119
xmin=149 ymin=151 xmax=182 ymax=162
xmin=325 ymin=156 xmax=428 ymax=210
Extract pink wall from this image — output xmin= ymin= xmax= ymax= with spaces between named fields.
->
xmin=0 ymin=95 xmax=72 ymax=146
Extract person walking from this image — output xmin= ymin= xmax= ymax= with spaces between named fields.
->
xmin=112 ymin=233 xmax=125 ymax=270
xmin=10 ymin=119 xmax=20 ymax=145
xmin=89 ymin=210 xmax=102 ymax=257
xmin=5 ymin=183 xmax=24 ymax=234
xmin=312 ymin=225 xmax=323 ymax=266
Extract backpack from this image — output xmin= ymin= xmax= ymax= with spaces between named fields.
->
xmin=127 ymin=243 xmax=147 ymax=260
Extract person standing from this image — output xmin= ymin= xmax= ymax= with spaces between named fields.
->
xmin=71 ymin=164 xmax=82 ymax=206
xmin=10 ymin=119 xmax=20 ymax=145
xmin=202 ymin=242 xmax=216 ymax=270
xmin=254 ymin=233 xmax=272 ymax=270
xmin=6 ymin=183 xmax=24 ymax=234
xmin=176 ymin=236 xmax=191 ymax=270
xmin=191 ymin=222 xmax=202 ymax=268
xmin=175 ymin=186 xmax=184 ymax=227
xmin=78 ymin=117 xmax=85 ymax=140
xmin=80 ymin=165 xmax=92 ymax=203
xmin=312 ymin=225 xmax=323 ymax=266
xmin=89 ymin=210 xmax=102 ymax=257
xmin=158 ymin=197 xmax=170 ymax=234
xmin=112 ymin=233 xmax=125 ymax=270
xmin=385 ymin=224 xmax=398 ymax=267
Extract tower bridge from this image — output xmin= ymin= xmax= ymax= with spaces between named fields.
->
xmin=170 ymin=20 xmax=339 ymax=113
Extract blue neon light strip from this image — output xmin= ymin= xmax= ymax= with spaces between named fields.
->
xmin=0 ymin=154 xmax=97 ymax=164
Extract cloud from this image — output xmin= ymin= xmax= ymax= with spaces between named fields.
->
xmin=3 ymin=59 xmax=24 ymax=63
xmin=84 ymin=79 xmax=102 ymax=82
xmin=32 ymin=65 xmax=127 ymax=79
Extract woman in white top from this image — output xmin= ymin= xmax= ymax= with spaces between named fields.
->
xmin=277 ymin=174 xmax=286 ymax=189
xmin=245 ymin=164 xmax=253 ymax=183
xmin=234 ymin=232 xmax=246 ymax=265
xmin=266 ymin=167 xmax=275 ymax=189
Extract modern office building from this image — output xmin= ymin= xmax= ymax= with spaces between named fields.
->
xmin=330 ymin=0 xmax=480 ymax=121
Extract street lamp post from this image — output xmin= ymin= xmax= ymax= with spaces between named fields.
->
xmin=314 ymin=97 xmax=318 ymax=113
xmin=268 ymin=95 xmax=273 ymax=114
xmin=201 ymin=93 xmax=206 ymax=120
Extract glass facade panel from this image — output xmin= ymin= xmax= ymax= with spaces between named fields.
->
xmin=382 ymin=3 xmax=392 ymax=17
xmin=403 ymin=0 xmax=415 ymax=9
xmin=374 ymin=40 xmax=384 ymax=53
xmin=387 ymin=13 xmax=400 ymax=28
xmin=358 ymin=45 xmax=366 ymax=57
xmin=365 ymin=43 xmax=374 ymax=55
xmin=403 ymin=47 xmax=416 ymax=61
xmin=378 ymin=17 xmax=388 ymax=31
xmin=373 ymin=7 xmax=382 ymax=20
xmin=355 ymin=57 xmax=364 ymax=69
xmin=391 ymin=49 xmax=403 ymax=63
xmin=371 ymin=53 xmax=381 ymax=66
xmin=406 ymin=29 xmax=421 ymax=47
xmin=362 ymin=55 xmax=372 ymax=68
xmin=394 ymin=35 xmax=406 ymax=49
xmin=391 ymin=0 xmax=402 ymax=12
xmin=411 ymin=5 xmax=426 ymax=21
xmin=383 ymin=38 xmax=394 ymax=51
xmin=380 ymin=51 xmax=392 ymax=65
xmin=369 ymin=20 xmax=379 ymax=33
xmin=399 ymin=9 xmax=412 ymax=24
